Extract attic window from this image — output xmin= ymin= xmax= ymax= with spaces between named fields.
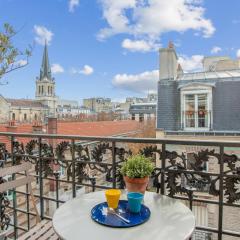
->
xmin=180 ymin=85 xmax=213 ymax=131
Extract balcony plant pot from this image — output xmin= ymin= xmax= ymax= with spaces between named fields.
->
xmin=121 ymin=154 xmax=154 ymax=194
xmin=123 ymin=176 xmax=149 ymax=194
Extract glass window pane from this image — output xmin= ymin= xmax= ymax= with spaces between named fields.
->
xmin=198 ymin=94 xmax=208 ymax=128
xmin=185 ymin=94 xmax=195 ymax=128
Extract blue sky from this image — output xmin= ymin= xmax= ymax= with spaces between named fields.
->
xmin=1 ymin=0 xmax=240 ymax=104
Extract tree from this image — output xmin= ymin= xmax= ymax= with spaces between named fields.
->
xmin=0 ymin=23 xmax=32 ymax=81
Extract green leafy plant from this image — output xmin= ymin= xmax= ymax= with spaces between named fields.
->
xmin=120 ymin=154 xmax=154 ymax=178
xmin=0 ymin=23 xmax=32 ymax=81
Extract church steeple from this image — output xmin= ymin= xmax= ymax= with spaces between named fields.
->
xmin=35 ymin=43 xmax=57 ymax=118
xmin=40 ymin=41 xmax=51 ymax=80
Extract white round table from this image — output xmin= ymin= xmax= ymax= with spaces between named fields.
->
xmin=53 ymin=191 xmax=195 ymax=240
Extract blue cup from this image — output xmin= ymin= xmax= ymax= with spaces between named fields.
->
xmin=127 ymin=192 xmax=144 ymax=213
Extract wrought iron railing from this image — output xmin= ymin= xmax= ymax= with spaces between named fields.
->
xmin=0 ymin=132 xmax=240 ymax=240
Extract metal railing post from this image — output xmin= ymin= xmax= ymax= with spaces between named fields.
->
xmin=71 ymin=140 xmax=76 ymax=198
xmin=38 ymin=137 xmax=44 ymax=219
xmin=11 ymin=136 xmax=18 ymax=239
xmin=112 ymin=142 xmax=117 ymax=189
xmin=54 ymin=172 xmax=60 ymax=209
xmin=218 ymin=145 xmax=224 ymax=240
xmin=161 ymin=143 xmax=166 ymax=195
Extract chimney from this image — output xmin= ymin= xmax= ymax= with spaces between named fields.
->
xmin=159 ymin=41 xmax=178 ymax=80
xmin=47 ymin=117 xmax=59 ymax=193
xmin=177 ymin=63 xmax=183 ymax=77
xmin=47 ymin=117 xmax=57 ymax=147
xmin=47 ymin=117 xmax=57 ymax=135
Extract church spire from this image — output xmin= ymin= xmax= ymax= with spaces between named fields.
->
xmin=40 ymin=41 xmax=51 ymax=80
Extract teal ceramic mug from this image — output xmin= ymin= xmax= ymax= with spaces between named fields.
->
xmin=127 ymin=192 xmax=144 ymax=213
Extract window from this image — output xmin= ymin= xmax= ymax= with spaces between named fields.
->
xmin=34 ymin=114 xmax=37 ymax=120
xmin=181 ymin=86 xmax=212 ymax=131
xmin=41 ymin=86 xmax=44 ymax=94
xmin=12 ymin=113 xmax=15 ymax=121
xmin=24 ymin=113 xmax=27 ymax=121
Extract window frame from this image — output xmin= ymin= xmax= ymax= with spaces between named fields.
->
xmin=180 ymin=85 xmax=213 ymax=131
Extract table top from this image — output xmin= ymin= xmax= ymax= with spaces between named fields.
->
xmin=52 ymin=191 xmax=195 ymax=240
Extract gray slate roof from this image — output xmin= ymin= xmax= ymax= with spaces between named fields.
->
xmin=177 ymin=69 xmax=240 ymax=81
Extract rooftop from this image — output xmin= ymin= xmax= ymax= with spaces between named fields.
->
xmin=6 ymin=98 xmax=46 ymax=108
xmin=176 ymin=69 xmax=240 ymax=81
xmin=0 ymin=120 xmax=141 ymax=150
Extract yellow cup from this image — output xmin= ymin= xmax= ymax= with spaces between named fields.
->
xmin=105 ymin=189 xmax=121 ymax=209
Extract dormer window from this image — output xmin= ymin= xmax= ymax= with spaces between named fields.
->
xmin=180 ymin=84 xmax=213 ymax=131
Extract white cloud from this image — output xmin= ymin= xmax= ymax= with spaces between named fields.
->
xmin=51 ymin=64 xmax=64 ymax=74
xmin=211 ymin=46 xmax=222 ymax=54
xmin=112 ymin=70 xmax=158 ymax=93
xmin=69 ymin=0 xmax=79 ymax=12
xmin=71 ymin=65 xmax=94 ymax=75
xmin=122 ymin=38 xmax=160 ymax=52
xmin=34 ymin=25 xmax=53 ymax=45
xmin=237 ymin=49 xmax=240 ymax=58
xmin=98 ymin=0 xmax=215 ymax=52
xmin=178 ymin=55 xmax=204 ymax=72
xmin=15 ymin=59 xmax=27 ymax=67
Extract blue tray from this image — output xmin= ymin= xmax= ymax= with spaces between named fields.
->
xmin=91 ymin=200 xmax=151 ymax=228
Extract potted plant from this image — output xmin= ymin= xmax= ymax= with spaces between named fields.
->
xmin=120 ymin=154 xmax=154 ymax=194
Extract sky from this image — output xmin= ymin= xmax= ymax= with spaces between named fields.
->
xmin=0 ymin=0 xmax=240 ymax=104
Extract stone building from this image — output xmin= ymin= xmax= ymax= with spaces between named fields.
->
xmin=0 ymin=43 xmax=56 ymax=123
xmin=83 ymin=97 xmax=112 ymax=113
xmin=0 ymin=43 xmax=90 ymax=123
xmin=129 ymin=102 xmax=156 ymax=122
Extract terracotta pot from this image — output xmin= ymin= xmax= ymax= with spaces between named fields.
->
xmin=123 ymin=176 xmax=149 ymax=194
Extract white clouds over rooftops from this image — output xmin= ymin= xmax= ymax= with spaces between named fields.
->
xmin=178 ymin=54 xmax=204 ymax=72
xmin=112 ymin=70 xmax=159 ymax=93
xmin=71 ymin=65 xmax=94 ymax=75
xmin=113 ymin=53 xmax=206 ymax=93
xmin=51 ymin=64 xmax=64 ymax=74
xmin=211 ymin=46 xmax=222 ymax=54
xmin=98 ymin=0 xmax=215 ymax=52
xmin=69 ymin=0 xmax=79 ymax=12
xmin=34 ymin=25 xmax=53 ymax=45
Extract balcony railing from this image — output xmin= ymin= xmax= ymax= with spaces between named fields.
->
xmin=0 ymin=132 xmax=240 ymax=240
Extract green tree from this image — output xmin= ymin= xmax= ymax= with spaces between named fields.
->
xmin=0 ymin=23 xmax=32 ymax=81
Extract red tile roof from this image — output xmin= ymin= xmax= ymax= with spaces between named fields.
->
xmin=57 ymin=120 xmax=141 ymax=136
xmin=0 ymin=120 xmax=141 ymax=151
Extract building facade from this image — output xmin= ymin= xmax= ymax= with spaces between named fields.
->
xmin=157 ymin=43 xmax=240 ymax=134
xmin=83 ymin=97 xmax=112 ymax=113
xmin=129 ymin=102 xmax=156 ymax=122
